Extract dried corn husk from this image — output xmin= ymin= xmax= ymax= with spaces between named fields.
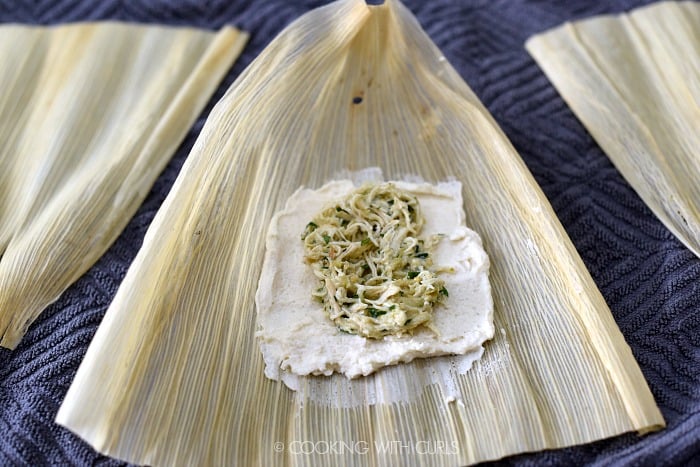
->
xmin=57 ymin=1 xmax=664 ymax=465
xmin=526 ymin=1 xmax=700 ymax=258
xmin=0 ymin=22 xmax=247 ymax=349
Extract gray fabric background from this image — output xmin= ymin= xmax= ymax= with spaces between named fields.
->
xmin=0 ymin=0 xmax=698 ymax=465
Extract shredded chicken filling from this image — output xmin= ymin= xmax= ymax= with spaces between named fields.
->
xmin=301 ymin=183 xmax=448 ymax=339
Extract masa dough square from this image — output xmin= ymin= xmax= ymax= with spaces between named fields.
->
xmin=256 ymin=179 xmax=494 ymax=379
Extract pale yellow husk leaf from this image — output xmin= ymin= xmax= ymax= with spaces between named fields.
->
xmin=526 ymin=1 xmax=700 ymax=258
xmin=0 ymin=22 xmax=247 ymax=348
xmin=57 ymin=1 xmax=663 ymax=465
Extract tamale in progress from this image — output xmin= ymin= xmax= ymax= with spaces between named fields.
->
xmin=58 ymin=1 xmax=663 ymax=465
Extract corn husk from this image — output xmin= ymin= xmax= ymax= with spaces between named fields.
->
xmin=526 ymin=1 xmax=700 ymax=258
xmin=0 ymin=22 xmax=247 ymax=348
xmin=56 ymin=1 xmax=664 ymax=465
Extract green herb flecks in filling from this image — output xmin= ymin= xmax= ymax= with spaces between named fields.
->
xmin=302 ymin=183 xmax=447 ymax=339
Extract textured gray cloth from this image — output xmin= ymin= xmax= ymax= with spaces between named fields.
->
xmin=0 ymin=1 xmax=698 ymax=465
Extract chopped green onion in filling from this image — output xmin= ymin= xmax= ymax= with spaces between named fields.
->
xmin=301 ymin=182 xmax=447 ymax=339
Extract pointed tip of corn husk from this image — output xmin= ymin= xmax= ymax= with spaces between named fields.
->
xmin=0 ymin=23 xmax=247 ymax=349
xmin=57 ymin=1 xmax=662 ymax=465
